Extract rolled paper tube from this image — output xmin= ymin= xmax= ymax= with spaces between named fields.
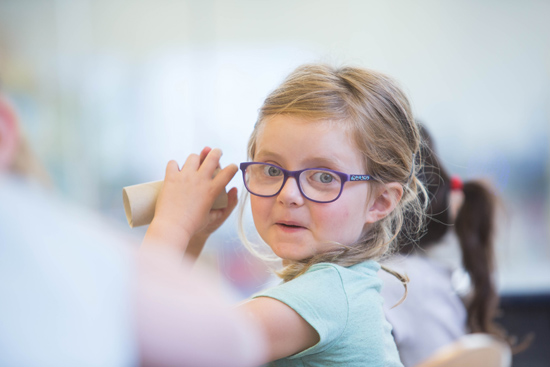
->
xmin=122 ymin=171 xmax=229 ymax=228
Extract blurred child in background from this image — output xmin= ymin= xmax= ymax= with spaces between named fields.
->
xmin=0 ymin=87 xmax=265 ymax=367
xmin=380 ymin=123 xmax=513 ymax=367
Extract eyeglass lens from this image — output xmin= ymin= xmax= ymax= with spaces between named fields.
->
xmin=244 ymin=163 xmax=343 ymax=202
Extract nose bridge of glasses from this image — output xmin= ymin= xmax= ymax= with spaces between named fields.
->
xmin=269 ymin=171 xmax=302 ymax=204
xmin=280 ymin=170 xmax=302 ymax=194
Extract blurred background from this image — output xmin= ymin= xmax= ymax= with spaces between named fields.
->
xmin=0 ymin=0 xmax=548 ymax=363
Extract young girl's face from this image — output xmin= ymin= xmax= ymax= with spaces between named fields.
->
xmin=250 ymin=115 xmax=374 ymax=263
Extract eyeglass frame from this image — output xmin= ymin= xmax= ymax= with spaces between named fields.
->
xmin=239 ymin=162 xmax=375 ymax=204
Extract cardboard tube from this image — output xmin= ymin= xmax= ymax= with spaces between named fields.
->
xmin=123 ymin=173 xmax=229 ymax=228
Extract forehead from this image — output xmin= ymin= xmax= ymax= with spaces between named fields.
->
xmin=254 ymin=115 xmax=364 ymax=170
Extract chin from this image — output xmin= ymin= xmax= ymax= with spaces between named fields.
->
xmin=271 ymin=244 xmax=317 ymax=263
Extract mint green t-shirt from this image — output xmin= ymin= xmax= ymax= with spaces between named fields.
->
xmin=253 ymin=261 xmax=403 ymax=367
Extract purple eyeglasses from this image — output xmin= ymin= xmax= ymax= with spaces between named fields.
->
xmin=240 ymin=162 xmax=374 ymax=203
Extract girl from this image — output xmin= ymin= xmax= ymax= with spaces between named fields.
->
xmin=380 ymin=124 xmax=515 ymax=366
xmin=142 ymin=63 xmax=425 ymax=366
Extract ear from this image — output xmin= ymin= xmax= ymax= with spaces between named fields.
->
xmin=365 ymin=182 xmax=403 ymax=224
xmin=0 ymin=94 xmax=19 ymax=171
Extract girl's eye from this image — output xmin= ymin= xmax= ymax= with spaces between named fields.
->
xmin=312 ymin=171 xmax=335 ymax=183
xmin=264 ymin=165 xmax=282 ymax=177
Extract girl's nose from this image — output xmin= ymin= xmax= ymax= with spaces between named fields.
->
xmin=277 ymin=177 xmax=305 ymax=206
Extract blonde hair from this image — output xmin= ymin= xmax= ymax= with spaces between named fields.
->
xmin=238 ymin=64 xmax=425 ymax=291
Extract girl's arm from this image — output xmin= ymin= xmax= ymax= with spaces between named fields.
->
xmin=142 ymin=147 xmax=238 ymax=258
xmin=238 ymin=297 xmax=320 ymax=363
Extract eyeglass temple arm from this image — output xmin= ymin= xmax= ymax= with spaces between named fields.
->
xmin=349 ymin=175 xmax=373 ymax=181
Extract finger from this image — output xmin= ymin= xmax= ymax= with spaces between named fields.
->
xmin=212 ymin=163 xmax=239 ymax=190
xmin=199 ymin=148 xmax=223 ymax=176
xmin=199 ymin=146 xmax=212 ymax=165
xmin=225 ymin=187 xmax=239 ymax=213
xmin=208 ymin=209 xmax=225 ymax=222
xmin=165 ymin=160 xmax=181 ymax=179
xmin=213 ymin=187 xmax=238 ymax=222
xmin=180 ymin=153 xmax=200 ymax=174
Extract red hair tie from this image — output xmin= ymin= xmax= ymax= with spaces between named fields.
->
xmin=450 ymin=175 xmax=463 ymax=191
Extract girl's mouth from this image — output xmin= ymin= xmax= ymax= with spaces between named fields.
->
xmin=279 ymin=223 xmax=301 ymax=228
xmin=276 ymin=222 xmax=306 ymax=231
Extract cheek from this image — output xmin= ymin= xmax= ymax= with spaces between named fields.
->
xmin=315 ymin=198 xmax=368 ymax=243
xmin=250 ymin=197 xmax=270 ymax=228
xmin=250 ymin=197 xmax=261 ymax=220
xmin=315 ymin=205 xmax=352 ymax=233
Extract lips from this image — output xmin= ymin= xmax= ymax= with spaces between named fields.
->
xmin=275 ymin=221 xmax=307 ymax=230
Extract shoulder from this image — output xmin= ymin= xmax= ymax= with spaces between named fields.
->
xmin=250 ymin=261 xmax=382 ymax=357
xmin=261 ymin=261 xmax=381 ymax=299
xmin=239 ymin=264 xmax=349 ymax=362
xmin=257 ymin=262 xmax=351 ymax=301
xmin=250 ymin=263 xmax=351 ymax=357
xmin=303 ymin=260 xmax=381 ymax=282
xmin=254 ymin=263 xmax=349 ymax=318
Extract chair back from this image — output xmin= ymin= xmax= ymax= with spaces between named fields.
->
xmin=415 ymin=333 xmax=511 ymax=367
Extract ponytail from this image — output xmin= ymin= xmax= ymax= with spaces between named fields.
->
xmin=456 ymin=180 xmax=534 ymax=352
xmin=407 ymin=124 xmax=531 ymax=352
xmin=454 ymin=180 xmax=501 ymax=335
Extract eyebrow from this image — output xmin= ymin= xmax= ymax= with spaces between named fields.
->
xmin=254 ymin=149 xmax=349 ymax=171
xmin=253 ymin=149 xmax=281 ymax=161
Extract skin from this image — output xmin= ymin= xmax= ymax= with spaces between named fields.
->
xmin=251 ymin=115 xmax=377 ymax=263
xmin=142 ymin=147 xmax=239 ymax=257
xmin=143 ymin=115 xmax=403 ymax=363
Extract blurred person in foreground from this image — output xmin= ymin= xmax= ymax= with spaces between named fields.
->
xmin=0 ymin=89 xmax=265 ymax=366
xmin=380 ymin=124 xmax=522 ymax=367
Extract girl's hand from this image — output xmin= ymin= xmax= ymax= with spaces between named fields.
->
xmin=185 ymin=147 xmax=239 ymax=259
xmin=143 ymin=147 xmax=238 ymax=253
xmin=192 ymin=147 xmax=239 ymax=237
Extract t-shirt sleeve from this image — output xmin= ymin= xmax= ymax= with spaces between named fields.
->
xmin=252 ymin=264 xmax=349 ymax=358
